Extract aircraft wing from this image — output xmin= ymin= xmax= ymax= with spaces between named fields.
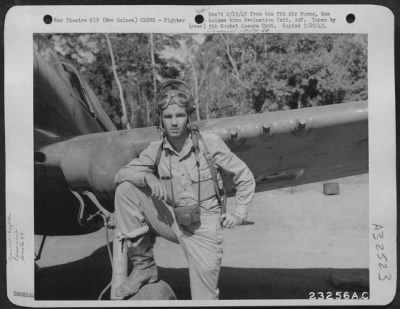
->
xmin=200 ymin=101 xmax=368 ymax=192
xmin=36 ymin=100 xmax=368 ymax=207
xmin=33 ymin=35 xmax=367 ymax=235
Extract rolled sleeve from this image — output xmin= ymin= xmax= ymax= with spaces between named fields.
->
xmin=114 ymin=142 xmax=160 ymax=187
xmin=205 ymin=134 xmax=255 ymax=220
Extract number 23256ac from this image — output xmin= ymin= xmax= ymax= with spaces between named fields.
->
xmin=309 ymin=291 xmax=369 ymax=300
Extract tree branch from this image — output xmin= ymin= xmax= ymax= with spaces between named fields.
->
xmin=219 ymin=34 xmax=251 ymax=90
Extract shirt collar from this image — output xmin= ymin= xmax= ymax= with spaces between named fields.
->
xmin=163 ymin=134 xmax=194 ymax=159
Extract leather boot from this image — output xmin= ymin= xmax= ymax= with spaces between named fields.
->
xmin=115 ymin=233 xmax=158 ymax=298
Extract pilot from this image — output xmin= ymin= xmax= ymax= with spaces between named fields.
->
xmin=113 ymin=79 xmax=255 ymax=299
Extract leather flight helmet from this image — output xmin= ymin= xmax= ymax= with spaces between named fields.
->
xmin=156 ymin=79 xmax=196 ymax=115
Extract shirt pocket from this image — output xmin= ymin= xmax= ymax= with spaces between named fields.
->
xmin=190 ymin=167 xmax=212 ymax=182
xmin=190 ymin=167 xmax=217 ymax=202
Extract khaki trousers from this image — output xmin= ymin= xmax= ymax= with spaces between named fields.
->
xmin=114 ymin=181 xmax=223 ymax=299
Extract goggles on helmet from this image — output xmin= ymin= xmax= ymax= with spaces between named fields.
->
xmin=157 ymin=89 xmax=192 ymax=112
xmin=156 ymin=80 xmax=195 ymax=114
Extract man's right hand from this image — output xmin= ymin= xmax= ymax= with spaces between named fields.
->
xmin=144 ymin=174 xmax=168 ymax=201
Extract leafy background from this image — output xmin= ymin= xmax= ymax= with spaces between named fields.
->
xmin=46 ymin=33 xmax=367 ymax=129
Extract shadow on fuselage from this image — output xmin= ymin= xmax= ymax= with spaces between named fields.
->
xmin=35 ymin=242 xmax=369 ymax=300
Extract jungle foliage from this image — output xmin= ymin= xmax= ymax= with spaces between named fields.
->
xmin=48 ymin=33 xmax=367 ymax=129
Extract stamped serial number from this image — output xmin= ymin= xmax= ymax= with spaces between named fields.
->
xmin=309 ymin=291 xmax=369 ymax=300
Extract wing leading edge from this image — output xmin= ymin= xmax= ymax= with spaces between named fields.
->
xmin=36 ymin=101 xmax=368 ymax=205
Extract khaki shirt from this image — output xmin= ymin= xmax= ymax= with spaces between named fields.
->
xmin=115 ymin=132 xmax=255 ymax=219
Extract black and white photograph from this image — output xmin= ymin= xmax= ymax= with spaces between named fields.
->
xmin=4 ymin=4 xmax=396 ymax=307
xmin=33 ymin=31 xmax=370 ymax=301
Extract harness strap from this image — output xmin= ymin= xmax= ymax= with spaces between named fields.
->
xmin=167 ymin=153 xmax=177 ymax=208
xmin=195 ymin=131 xmax=227 ymax=214
xmin=191 ymin=132 xmax=201 ymax=207
xmin=153 ymin=131 xmax=226 ymax=214
xmin=154 ymin=139 xmax=164 ymax=177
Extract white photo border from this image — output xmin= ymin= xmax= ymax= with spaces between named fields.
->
xmin=4 ymin=4 xmax=396 ymax=307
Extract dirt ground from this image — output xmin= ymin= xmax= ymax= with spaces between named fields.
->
xmin=154 ymin=174 xmax=369 ymax=269
xmin=35 ymin=174 xmax=369 ymax=300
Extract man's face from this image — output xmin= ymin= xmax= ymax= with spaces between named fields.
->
xmin=162 ymin=104 xmax=188 ymax=139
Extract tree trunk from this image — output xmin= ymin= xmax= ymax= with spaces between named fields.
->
xmin=143 ymin=90 xmax=150 ymax=126
xmin=105 ymin=34 xmax=131 ymax=130
xmin=136 ymin=84 xmax=144 ymax=127
xmin=190 ymin=57 xmax=201 ymax=121
xmin=126 ymin=84 xmax=136 ymax=127
xmin=297 ymin=93 xmax=302 ymax=109
xmin=220 ymin=34 xmax=250 ymax=90
xmin=150 ymin=33 xmax=157 ymax=118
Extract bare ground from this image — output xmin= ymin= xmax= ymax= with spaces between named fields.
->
xmin=35 ymin=174 xmax=369 ymax=300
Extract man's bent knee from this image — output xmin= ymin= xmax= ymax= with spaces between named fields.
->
xmin=115 ymin=181 xmax=140 ymax=197
xmin=116 ymin=181 xmax=152 ymax=199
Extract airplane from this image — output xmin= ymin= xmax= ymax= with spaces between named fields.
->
xmin=32 ymin=35 xmax=368 ymax=300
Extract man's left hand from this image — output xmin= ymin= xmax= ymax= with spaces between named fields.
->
xmin=220 ymin=213 xmax=243 ymax=229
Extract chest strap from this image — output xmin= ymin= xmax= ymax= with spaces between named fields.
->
xmin=194 ymin=130 xmax=226 ymax=214
xmin=153 ymin=131 xmax=226 ymax=214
